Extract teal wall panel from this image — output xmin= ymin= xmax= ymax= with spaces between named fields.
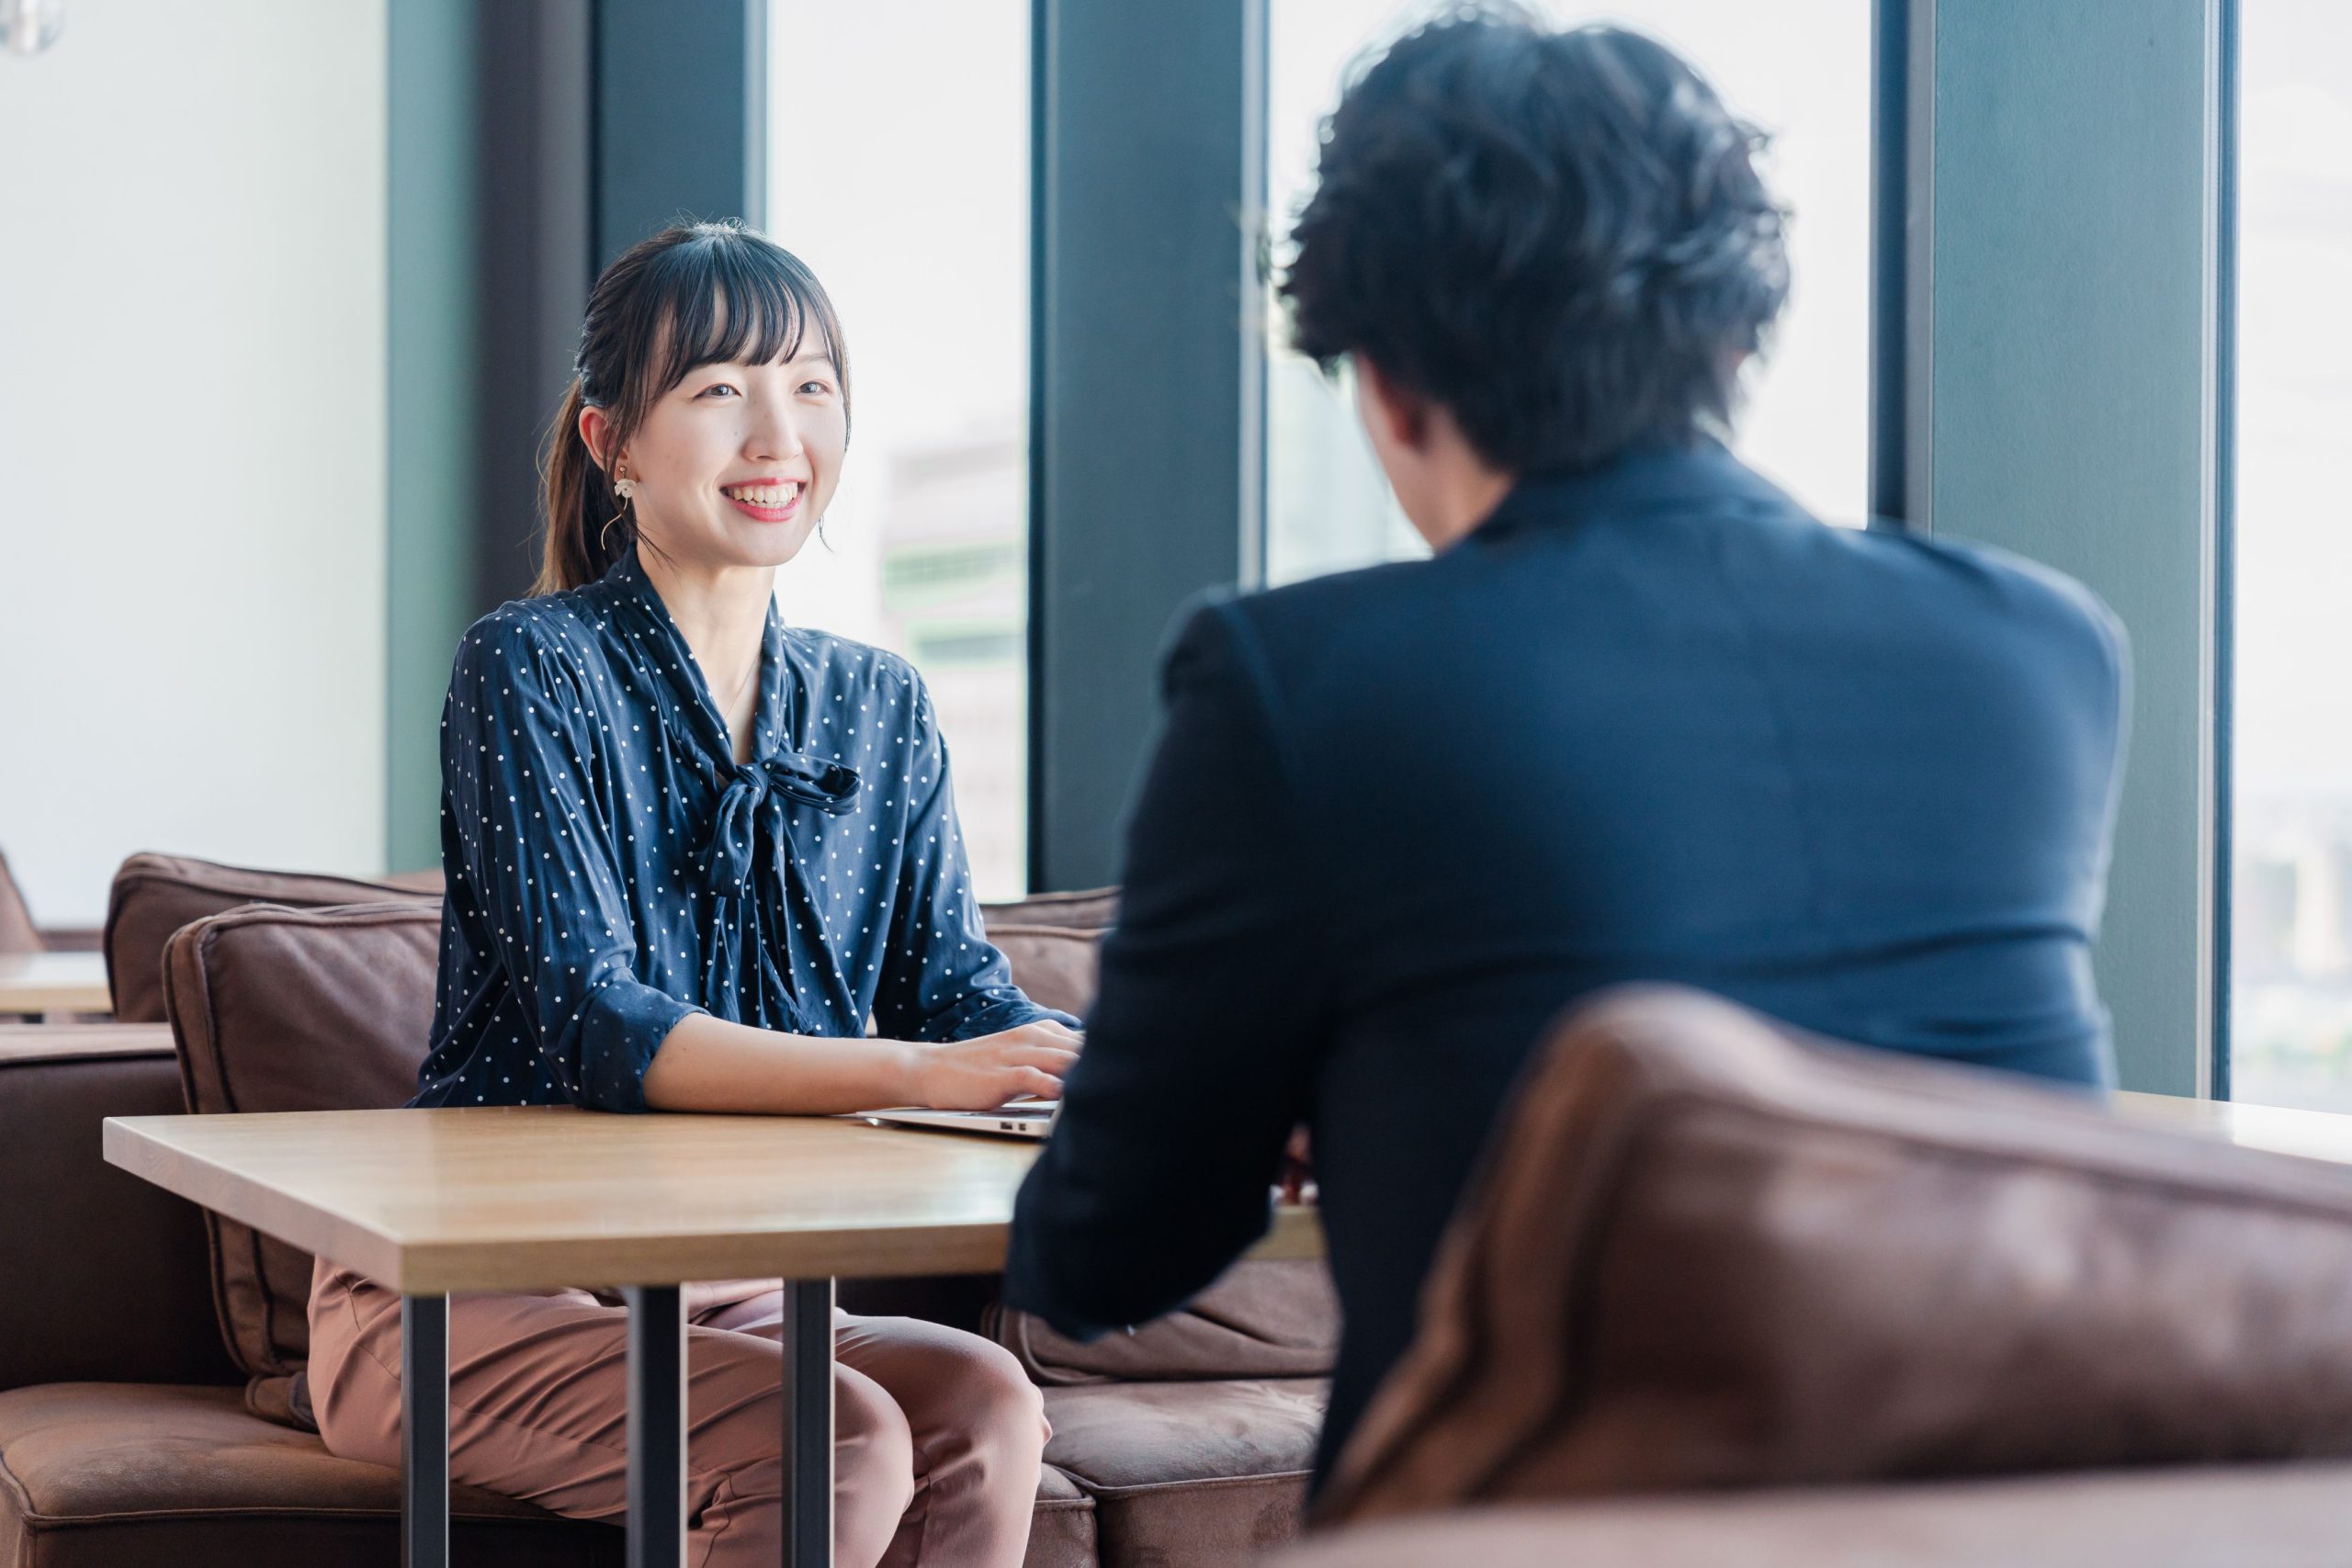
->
xmin=1926 ymin=0 xmax=2221 ymax=1091
xmin=386 ymin=0 xmax=481 ymax=872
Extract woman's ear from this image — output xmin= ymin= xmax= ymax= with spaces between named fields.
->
xmin=578 ymin=404 xmax=615 ymax=472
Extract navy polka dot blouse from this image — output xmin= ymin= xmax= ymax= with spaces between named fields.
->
xmin=411 ymin=546 xmax=1075 ymax=1113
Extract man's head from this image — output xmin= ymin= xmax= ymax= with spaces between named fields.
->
xmin=1281 ymin=6 xmax=1790 ymax=546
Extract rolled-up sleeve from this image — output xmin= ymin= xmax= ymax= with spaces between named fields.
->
xmin=874 ymin=675 xmax=1079 ymax=1043
xmin=441 ymin=617 xmax=702 ymax=1111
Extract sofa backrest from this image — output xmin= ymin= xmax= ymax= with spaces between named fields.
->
xmin=0 ymin=1024 xmax=241 ymax=1393
xmin=1317 ymin=985 xmax=2352 ymax=1526
xmin=978 ymin=924 xmax=1103 ymax=1021
xmin=161 ymin=901 xmax=443 ymax=1422
xmin=105 ymin=852 xmax=442 ymax=1022
xmin=978 ymin=887 xmax=1118 ymax=1021
xmin=983 ymin=886 xmax=1120 ymax=932
xmin=990 ymin=1258 xmax=1340 ymax=1383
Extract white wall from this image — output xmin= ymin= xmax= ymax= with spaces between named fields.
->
xmin=0 ymin=0 xmax=388 ymax=925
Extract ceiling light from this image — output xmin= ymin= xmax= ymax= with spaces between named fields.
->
xmin=1 ymin=0 xmax=63 ymax=58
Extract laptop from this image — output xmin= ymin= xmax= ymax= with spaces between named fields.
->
xmin=857 ymin=1099 xmax=1060 ymax=1141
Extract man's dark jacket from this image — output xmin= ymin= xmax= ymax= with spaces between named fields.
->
xmin=1006 ymin=442 xmax=2129 ymax=1483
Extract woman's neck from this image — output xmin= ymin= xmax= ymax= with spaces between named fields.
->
xmin=637 ymin=547 xmax=776 ymax=738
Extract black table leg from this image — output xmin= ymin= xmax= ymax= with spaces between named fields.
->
xmin=625 ymin=1285 xmax=687 ymax=1568
xmin=402 ymin=1292 xmax=449 ymax=1568
xmin=782 ymin=1277 xmax=835 ymax=1568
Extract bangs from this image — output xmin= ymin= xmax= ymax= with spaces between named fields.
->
xmin=623 ymin=228 xmax=846 ymax=412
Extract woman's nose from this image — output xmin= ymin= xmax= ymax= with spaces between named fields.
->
xmin=746 ymin=401 xmax=805 ymax=463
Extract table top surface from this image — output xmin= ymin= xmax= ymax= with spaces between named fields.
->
xmin=0 ymin=1020 xmax=173 ymax=1065
xmin=104 ymin=1104 xmax=1324 ymax=1294
xmin=0 ymin=951 xmax=111 ymax=1014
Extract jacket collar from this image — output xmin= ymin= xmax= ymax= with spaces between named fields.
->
xmin=1464 ymin=439 xmax=1801 ymax=547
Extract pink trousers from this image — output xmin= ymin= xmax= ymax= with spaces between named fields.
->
xmin=307 ymin=1259 xmax=1048 ymax=1568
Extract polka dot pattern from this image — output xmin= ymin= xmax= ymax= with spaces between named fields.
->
xmin=412 ymin=547 xmax=1075 ymax=1114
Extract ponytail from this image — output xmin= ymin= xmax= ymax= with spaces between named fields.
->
xmin=533 ymin=378 xmax=631 ymax=596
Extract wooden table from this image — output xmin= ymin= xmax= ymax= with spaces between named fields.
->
xmin=0 ymin=951 xmax=110 ymax=1019
xmin=104 ymin=1106 xmax=1324 ymax=1568
xmin=0 ymin=1021 xmax=172 ymax=1063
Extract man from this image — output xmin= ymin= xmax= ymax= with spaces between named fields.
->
xmin=1007 ymin=9 xmax=2127 ymax=1485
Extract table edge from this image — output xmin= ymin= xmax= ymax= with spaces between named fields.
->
xmin=102 ymin=1111 xmax=1329 ymax=1292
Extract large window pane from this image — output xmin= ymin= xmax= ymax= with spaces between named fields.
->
xmin=2228 ymin=3 xmax=2352 ymax=1109
xmin=767 ymin=1 xmax=1030 ymax=897
xmin=1265 ymin=1 xmax=1872 ymax=585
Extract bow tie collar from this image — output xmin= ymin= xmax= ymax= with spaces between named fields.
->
xmin=701 ymin=750 xmax=861 ymax=894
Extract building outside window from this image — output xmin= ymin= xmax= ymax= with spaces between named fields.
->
xmin=768 ymin=0 xmax=1031 ymax=898
xmin=2228 ymin=1 xmax=2352 ymax=1109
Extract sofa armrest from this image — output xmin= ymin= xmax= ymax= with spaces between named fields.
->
xmin=0 ymin=1026 xmax=240 ymax=1392
xmin=1272 ymin=1464 xmax=2352 ymax=1568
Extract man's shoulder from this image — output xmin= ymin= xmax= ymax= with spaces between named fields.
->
xmin=1171 ymin=557 xmax=1437 ymax=677
xmin=1853 ymin=528 xmax=2127 ymax=672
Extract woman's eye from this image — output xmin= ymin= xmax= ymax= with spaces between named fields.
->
xmin=799 ymin=381 xmax=832 ymax=397
xmin=697 ymin=383 xmax=739 ymax=399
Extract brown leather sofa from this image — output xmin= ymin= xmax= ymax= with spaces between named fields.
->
xmin=100 ymin=852 xmax=444 ymax=1021
xmin=1280 ymin=987 xmax=2352 ymax=1566
xmin=0 ymin=862 xmax=1330 ymax=1567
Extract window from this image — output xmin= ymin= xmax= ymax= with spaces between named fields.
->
xmin=2227 ymin=1 xmax=2352 ymax=1110
xmin=1263 ymin=0 xmax=1873 ymax=585
xmin=767 ymin=0 xmax=1031 ymax=897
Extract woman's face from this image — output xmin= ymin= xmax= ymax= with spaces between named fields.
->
xmin=594 ymin=344 xmax=848 ymax=572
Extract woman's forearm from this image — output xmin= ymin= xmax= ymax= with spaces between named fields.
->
xmin=639 ymin=1011 xmax=918 ymax=1113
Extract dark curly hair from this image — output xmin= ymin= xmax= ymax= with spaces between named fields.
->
xmin=1280 ymin=6 xmax=1790 ymax=475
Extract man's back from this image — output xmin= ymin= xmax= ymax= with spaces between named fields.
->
xmin=1007 ymin=443 xmax=2127 ymax=1480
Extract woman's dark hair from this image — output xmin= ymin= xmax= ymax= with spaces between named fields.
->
xmin=536 ymin=220 xmax=850 ymax=595
xmin=1280 ymin=6 xmax=1789 ymax=475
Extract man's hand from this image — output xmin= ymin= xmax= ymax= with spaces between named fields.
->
xmin=909 ymin=1021 xmax=1083 ymax=1111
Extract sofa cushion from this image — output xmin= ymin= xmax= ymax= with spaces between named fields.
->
xmin=0 ymin=1028 xmax=238 ymax=1393
xmin=0 ymin=1382 xmax=1096 ymax=1568
xmin=983 ymin=887 xmax=1119 ymax=932
xmin=0 ymin=1382 xmax=616 ymax=1568
xmin=1025 ymin=1465 xmax=1099 ymax=1568
xmin=993 ymin=1260 xmax=1340 ymax=1383
xmin=160 ymin=903 xmax=442 ymax=1421
xmin=105 ymin=852 xmax=441 ymax=1022
xmin=1320 ymin=986 xmax=2352 ymax=1526
xmin=1274 ymin=1465 xmax=2352 ymax=1568
xmin=1042 ymin=1379 xmax=1323 ymax=1565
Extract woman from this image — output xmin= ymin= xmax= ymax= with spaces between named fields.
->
xmin=307 ymin=220 xmax=1080 ymax=1567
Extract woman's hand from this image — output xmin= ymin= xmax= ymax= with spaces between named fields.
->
xmin=908 ymin=1021 xmax=1082 ymax=1111
xmin=1277 ymin=1125 xmax=1316 ymax=1206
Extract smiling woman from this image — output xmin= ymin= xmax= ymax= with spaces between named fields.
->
xmin=297 ymin=220 xmax=1082 ymax=1567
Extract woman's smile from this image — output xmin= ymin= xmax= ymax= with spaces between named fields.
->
xmin=719 ymin=478 xmax=805 ymax=523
